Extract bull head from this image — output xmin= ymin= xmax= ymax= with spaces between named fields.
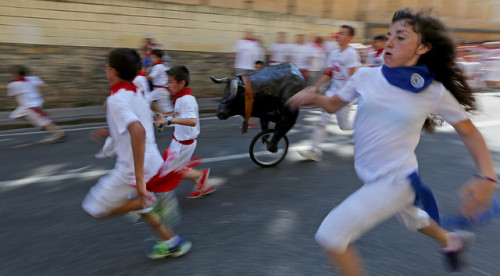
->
xmin=211 ymin=75 xmax=244 ymax=120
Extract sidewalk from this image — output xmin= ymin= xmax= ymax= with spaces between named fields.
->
xmin=0 ymin=97 xmax=221 ymax=130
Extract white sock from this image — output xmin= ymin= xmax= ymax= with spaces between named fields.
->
xmin=166 ymin=235 xmax=181 ymax=247
xmin=441 ymin=232 xmax=463 ymax=252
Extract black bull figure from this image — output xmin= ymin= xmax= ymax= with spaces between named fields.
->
xmin=211 ymin=63 xmax=305 ymax=152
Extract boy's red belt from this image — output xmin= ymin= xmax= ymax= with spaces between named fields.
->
xmin=173 ymin=135 xmax=196 ymax=145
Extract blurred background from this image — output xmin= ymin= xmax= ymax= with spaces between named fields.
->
xmin=0 ymin=0 xmax=499 ymax=109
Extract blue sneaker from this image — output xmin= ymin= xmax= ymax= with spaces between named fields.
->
xmin=146 ymin=238 xmax=192 ymax=259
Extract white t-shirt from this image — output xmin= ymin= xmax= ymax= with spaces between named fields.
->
xmin=269 ymin=43 xmax=292 ymax=65
xmin=133 ymin=75 xmax=150 ymax=95
xmin=7 ymin=76 xmax=44 ymax=108
xmin=365 ymin=50 xmax=385 ymax=67
xmin=233 ymin=39 xmax=262 ymax=70
xmin=106 ymin=87 xmax=162 ymax=184
xmin=291 ymin=43 xmax=312 ymax=70
xmin=149 ymin=63 xmax=168 ymax=87
xmin=326 ymin=46 xmax=361 ymax=94
xmin=324 ymin=41 xmax=339 ymax=53
xmin=337 ymin=67 xmax=469 ymax=183
xmin=309 ymin=44 xmax=327 ymax=71
xmin=173 ymin=94 xmax=200 ymax=141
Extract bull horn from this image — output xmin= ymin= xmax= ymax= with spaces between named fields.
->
xmin=210 ymin=76 xmax=231 ymax=83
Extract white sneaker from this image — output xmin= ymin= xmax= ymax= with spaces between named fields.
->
xmin=298 ymin=148 xmax=322 ymax=161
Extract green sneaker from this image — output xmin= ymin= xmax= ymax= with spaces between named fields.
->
xmin=146 ymin=238 xmax=192 ymax=259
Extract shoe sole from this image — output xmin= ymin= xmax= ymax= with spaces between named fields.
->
xmin=171 ymin=242 xmax=192 ymax=257
xmin=147 ymin=242 xmax=192 ymax=259
xmin=185 ymin=186 xmax=216 ymax=199
xmin=297 ymin=150 xmax=321 ymax=162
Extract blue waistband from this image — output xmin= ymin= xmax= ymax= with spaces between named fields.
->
xmin=408 ymin=171 xmax=440 ymax=224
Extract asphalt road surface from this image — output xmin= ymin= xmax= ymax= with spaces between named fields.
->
xmin=1 ymin=93 xmax=500 ymax=276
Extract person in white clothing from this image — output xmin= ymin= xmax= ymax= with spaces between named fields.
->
xmin=324 ymin=33 xmax=340 ymax=53
xmin=232 ymin=30 xmax=263 ymax=75
xmin=298 ymin=25 xmax=361 ymax=161
xmin=83 ymin=48 xmax=191 ymax=259
xmin=133 ymin=69 xmax=151 ymax=96
xmin=147 ymin=49 xmax=173 ymax=114
xmin=365 ymin=34 xmax=387 ymax=67
xmin=309 ymin=35 xmax=328 ymax=86
xmin=291 ymin=34 xmax=313 ymax=84
xmin=7 ymin=65 xmax=66 ymax=143
xmin=288 ymin=8 xmax=497 ymax=275
xmin=269 ymin=32 xmax=292 ymax=66
xmin=155 ymin=65 xmax=216 ymax=199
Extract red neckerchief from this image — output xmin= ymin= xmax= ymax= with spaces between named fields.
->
xmin=109 ymin=82 xmax=137 ymax=95
xmin=154 ymin=62 xmax=163 ymax=66
xmin=374 ymin=49 xmax=384 ymax=57
xmin=137 ymin=69 xmax=146 ymax=76
xmin=14 ymin=77 xmax=27 ymax=82
xmin=244 ymin=37 xmax=256 ymax=41
xmin=173 ymin=88 xmax=194 ymax=104
xmin=314 ymin=41 xmax=323 ymax=48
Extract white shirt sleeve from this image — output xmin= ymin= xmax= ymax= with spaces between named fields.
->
xmin=347 ymin=49 xmax=361 ymax=69
xmin=148 ymin=64 xmax=163 ymax=80
xmin=434 ymin=88 xmax=469 ymax=124
xmin=107 ymin=93 xmax=140 ymax=134
xmin=336 ymin=70 xmax=360 ymax=102
xmin=27 ymin=76 xmax=44 ymax=86
xmin=178 ymin=97 xmax=197 ymax=119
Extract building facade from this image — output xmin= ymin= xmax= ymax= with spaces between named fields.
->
xmin=1 ymin=0 xmax=499 ymax=109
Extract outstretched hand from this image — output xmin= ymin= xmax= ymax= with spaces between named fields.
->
xmin=286 ymin=86 xmax=318 ymax=111
xmin=459 ymin=177 xmax=497 ymax=217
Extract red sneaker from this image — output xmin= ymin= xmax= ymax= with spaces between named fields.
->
xmin=186 ymin=185 xmax=216 ymax=199
xmin=186 ymin=169 xmax=216 ymax=198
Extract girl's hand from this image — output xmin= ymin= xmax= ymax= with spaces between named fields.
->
xmin=286 ymin=86 xmax=318 ymax=110
xmin=459 ymin=177 xmax=497 ymax=217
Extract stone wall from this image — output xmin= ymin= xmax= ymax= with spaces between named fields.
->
xmin=1 ymin=43 xmax=233 ymax=111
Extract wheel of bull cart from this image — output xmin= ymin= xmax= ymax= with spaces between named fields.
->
xmin=249 ymin=129 xmax=289 ymax=167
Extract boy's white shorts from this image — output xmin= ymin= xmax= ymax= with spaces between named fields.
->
xmin=315 ymin=172 xmax=431 ymax=253
xmin=10 ymin=106 xmax=52 ymax=127
xmin=82 ymin=169 xmax=154 ymax=218
xmin=163 ymin=139 xmax=197 ymax=173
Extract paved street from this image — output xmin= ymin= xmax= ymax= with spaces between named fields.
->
xmin=1 ymin=93 xmax=500 ymax=276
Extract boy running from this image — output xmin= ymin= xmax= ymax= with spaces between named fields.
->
xmin=156 ymin=65 xmax=216 ymax=198
xmin=82 ymin=48 xmax=191 ymax=259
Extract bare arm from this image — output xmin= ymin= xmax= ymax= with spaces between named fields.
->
xmin=286 ymin=87 xmax=349 ymax=113
xmin=155 ymin=114 xmax=196 ymax=127
xmin=452 ymin=119 xmax=497 ymax=216
xmin=128 ymin=121 xmax=155 ymax=207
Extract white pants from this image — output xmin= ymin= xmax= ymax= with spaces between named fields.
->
xmin=315 ymin=173 xmax=431 ymax=253
xmin=10 ymin=106 xmax=52 ymax=127
xmin=82 ymin=170 xmax=156 ymax=218
xmin=161 ymin=139 xmax=197 ymax=175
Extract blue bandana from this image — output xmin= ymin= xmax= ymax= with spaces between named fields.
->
xmin=381 ymin=64 xmax=435 ymax=93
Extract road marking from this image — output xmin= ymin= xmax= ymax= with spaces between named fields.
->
xmin=0 ymin=170 xmax=109 ymax=188
xmin=0 ymin=117 xmax=219 ymax=137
